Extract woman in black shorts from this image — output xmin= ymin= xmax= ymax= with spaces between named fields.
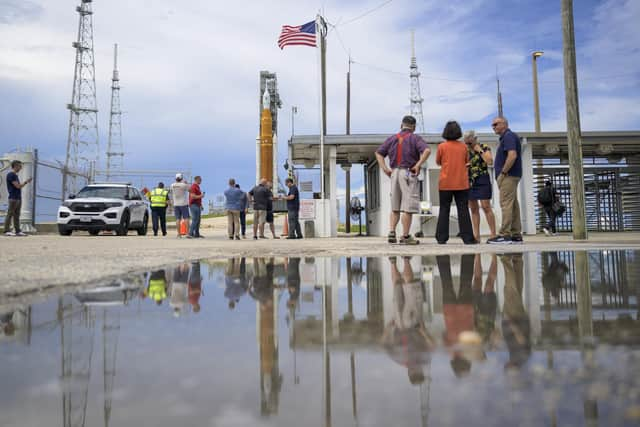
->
xmin=464 ymin=130 xmax=497 ymax=242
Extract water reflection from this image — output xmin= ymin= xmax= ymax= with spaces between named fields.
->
xmin=1 ymin=251 xmax=640 ymax=426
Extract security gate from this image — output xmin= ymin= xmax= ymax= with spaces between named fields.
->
xmin=534 ymin=166 xmax=640 ymax=232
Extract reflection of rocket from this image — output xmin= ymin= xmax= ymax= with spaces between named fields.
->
xmin=260 ymin=89 xmax=273 ymax=183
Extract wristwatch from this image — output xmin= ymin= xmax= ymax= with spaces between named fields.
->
xmin=501 ymin=171 xmax=508 ymax=176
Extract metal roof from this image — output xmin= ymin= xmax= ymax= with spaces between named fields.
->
xmin=289 ymin=131 xmax=640 ymax=165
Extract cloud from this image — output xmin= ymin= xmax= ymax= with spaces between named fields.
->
xmin=0 ymin=0 xmax=639 ymax=203
xmin=0 ymin=0 xmax=43 ymax=25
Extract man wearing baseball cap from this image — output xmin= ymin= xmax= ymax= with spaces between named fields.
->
xmin=170 ymin=173 xmax=190 ymax=237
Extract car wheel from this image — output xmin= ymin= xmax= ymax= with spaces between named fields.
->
xmin=58 ymin=225 xmax=72 ymax=236
xmin=116 ymin=211 xmax=130 ymax=236
xmin=89 ymin=230 xmax=100 ymax=236
xmin=137 ymin=214 xmax=149 ymax=236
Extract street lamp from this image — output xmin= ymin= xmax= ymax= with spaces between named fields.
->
xmin=291 ymin=106 xmax=298 ymax=137
xmin=532 ymin=51 xmax=544 ymax=133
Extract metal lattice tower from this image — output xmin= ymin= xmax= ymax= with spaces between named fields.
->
xmin=64 ymin=0 xmax=99 ymax=196
xmin=106 ymin=44 xmax=124 ymax=181
xmin=409 ymin=30 xmax=425 ymax=133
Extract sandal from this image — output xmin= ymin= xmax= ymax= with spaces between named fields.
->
xmin=387 ymin=231 xmax=397 ymax=244
xmin=399 ymin=235 xmax=419 ymax=245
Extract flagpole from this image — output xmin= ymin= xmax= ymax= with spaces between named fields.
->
xmin=317 ymin=14 xmax=327 ymax=200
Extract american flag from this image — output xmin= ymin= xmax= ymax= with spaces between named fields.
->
xmin=277 ymin=20 xmax=316 ymax=49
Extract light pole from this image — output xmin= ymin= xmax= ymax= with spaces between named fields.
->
xmin=291 ymin=106 xmax=297 ymax=137
xmin=532 ymin=51 xmax=543 ymax=133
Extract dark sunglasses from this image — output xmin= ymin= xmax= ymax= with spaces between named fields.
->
xmin=491 ymin=122 xmax=501 ymax=127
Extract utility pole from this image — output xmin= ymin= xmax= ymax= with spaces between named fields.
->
xmin=561 ymin=0 xmax=587 ymax=240
xmin=345 ymin=55 xmax=352 ymax=233
xmin=532 ymin=51 xmax=544 ymax=133
xmin=496 ymin=68 xmax=504 ymax=118
xmin=64 ymin=0 xmax=99 ymax=197
xmin=106 ymin=44 xmax=124 ymax=181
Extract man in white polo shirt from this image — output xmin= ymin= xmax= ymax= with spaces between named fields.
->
xmin=170 ymin=173 xmax=190 ymax=237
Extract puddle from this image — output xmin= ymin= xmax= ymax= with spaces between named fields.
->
xmin=1 ymin=251 xmax=640 ymax=426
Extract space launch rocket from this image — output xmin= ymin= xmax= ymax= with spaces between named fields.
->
xmin=259 ymin=89 xmax=274 ymax=183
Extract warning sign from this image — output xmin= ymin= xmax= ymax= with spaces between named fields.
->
xmin=299 ymin=200 xmax=315 ymax=220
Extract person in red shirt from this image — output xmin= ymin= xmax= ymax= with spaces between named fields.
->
xmin=188 ymin=262 xmax=202 ymax=313
xmin=188 ymin=176 xmax=204 ymax=238
xmin=435 ymin=121 xmax=476 ymax=244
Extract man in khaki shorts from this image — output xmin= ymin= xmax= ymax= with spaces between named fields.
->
xmin=375 ymin=115 xmax=431 ymax=244
xmin=248 ymin=178 xmax=270 ymax=240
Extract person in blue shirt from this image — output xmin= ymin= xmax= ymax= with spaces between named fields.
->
xmin=281 ymin=178 xmax=302 ymax=239
xmin=488 ymin=117 xmax=523 ymax=245
xmin=235 ymin=183 xmax=249 ymax=238
xmin=4 ymin=160 xmax=32 ymax=236
xmin=224 ymin=178 xmax=245 ymax=240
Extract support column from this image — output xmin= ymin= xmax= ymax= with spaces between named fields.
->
xmin=520 ymin=138 xmax=537 ymax=235
xmin=342 ymin=165 xmax=352 ymax=233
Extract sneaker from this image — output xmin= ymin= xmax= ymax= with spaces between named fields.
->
xmin=464 ymin=239 xmax=479 ymax=245
xmin=254 ymin=236 xmax=258 ymax=240
xmin=511 ymin=235 xmax=524 ymax=244
xmin=229 ymin=236 xmax=234 ymax=240
xmin=235 ymin=236 xmax=240 ymax=240
xmin=16 ymin=232 xmax=28 ymax=236
xmin=542 ymin=227 xmax=551 ymax=236
xmin=487 ymin=236 xmax=512 ymax=245
xmin=387 ymin=231 xmax=397 ymax=244
xmin=259 ymin=236 xmax=267 ymax=239
xmin=399 ymin=235 xmax=419 ymax=245
xmin=4 ymin=231 xmax=16 ymax=236
xmin=242 ymin=234 xmax=246 ymax=239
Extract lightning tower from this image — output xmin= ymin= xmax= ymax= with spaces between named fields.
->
xmin=409 ymin=30 xmax=425 ymax=133
xmin=106 ymin=44 xmax=124 ymax=181
xmin=64 ymin=0 xmax=99 ymax=196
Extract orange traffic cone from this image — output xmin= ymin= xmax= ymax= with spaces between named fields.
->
xmin=180 ymin=219 xmax=188 ymax=236
xmin=281 ymin=214 xmax=289 ymax=237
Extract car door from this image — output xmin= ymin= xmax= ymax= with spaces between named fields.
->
xmin=128 ymin=187 xmax=143 ymax=224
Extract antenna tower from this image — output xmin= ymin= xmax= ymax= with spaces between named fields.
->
xmin=64 ymin=0 xmax=99 ymax=196
xmin=409 ymin=30 xmax=425 ymax=133
xmin=106 ymin=44 xmax=124 ymax=181
xmin=496 ymin=68 xmax=504 ymax=117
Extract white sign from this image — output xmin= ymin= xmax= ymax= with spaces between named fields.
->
xmin=299 ymin=199 xmax=315 ymax=220
xmin=300 ymin=181 xmax=313 ymax=192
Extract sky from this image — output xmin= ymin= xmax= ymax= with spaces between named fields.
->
xmin=0 ymin=0 xmax=639 ymax=213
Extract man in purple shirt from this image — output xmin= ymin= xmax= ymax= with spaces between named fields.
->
xmin=375 ymin=115 xmax=431 ymax=244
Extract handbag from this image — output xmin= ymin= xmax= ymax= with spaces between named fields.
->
xmin=552 ymin=200 xmax=566 ymax=216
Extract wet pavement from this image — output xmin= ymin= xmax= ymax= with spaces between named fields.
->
xmin=1 ymin=250 xmax=640 ymax=426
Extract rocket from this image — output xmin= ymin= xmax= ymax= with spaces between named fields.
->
xmin=259 ymin=89 xmax=274 ymax=183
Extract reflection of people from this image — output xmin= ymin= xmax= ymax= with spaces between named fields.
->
xmin=542 ymin=252 xmax=569 ymax=300
xmin=472 ymin=254 xmax=498 ymax=345
xmin=286 ymin=257 xmax=301 ymax=309
xmin=147 ymin=270 xmax=168 ymax=305
xmin=224 ymin=258 xmax=248 ymax=309
xmin=501 ymin=254 xmax=531 ymax=369
xmin=438 ymin=254 xmax=479 ymax=377
xmin=1 ymin=310 xmax=15 ymax=336
xmin=381 ymin=256 xmax=434 ymax=385
xmin=170 ymin=263 xmax=190 ymax=317
xmin=188 ymin=262 xmax=202 ymax=313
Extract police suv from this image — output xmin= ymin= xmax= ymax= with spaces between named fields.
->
xmin=57 ymin=183 xmax=149 ymax=236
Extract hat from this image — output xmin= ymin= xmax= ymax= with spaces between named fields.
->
xmin=175 ymin=173 xmax=183 ymax=180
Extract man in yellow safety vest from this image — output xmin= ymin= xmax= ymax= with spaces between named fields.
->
xmin=148 ymin=182 xmax=170 ymax=236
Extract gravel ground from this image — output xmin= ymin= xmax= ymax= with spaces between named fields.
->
xmin=1 ymin=225 xmax=639 ymax=299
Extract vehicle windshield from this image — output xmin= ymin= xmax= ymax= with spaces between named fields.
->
xmin=76 ymin=186 xmax=128 ymax=199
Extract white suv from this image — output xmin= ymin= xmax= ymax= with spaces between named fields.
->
xmin=57 ymin=183 xmax=149 ymax=236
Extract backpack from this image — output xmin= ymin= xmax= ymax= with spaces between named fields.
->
xmin=537 ymin=186 xmax=553 ymax=205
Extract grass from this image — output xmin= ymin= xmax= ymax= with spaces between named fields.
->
xmin=338 ymin=223 xmax=367 ymax=233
